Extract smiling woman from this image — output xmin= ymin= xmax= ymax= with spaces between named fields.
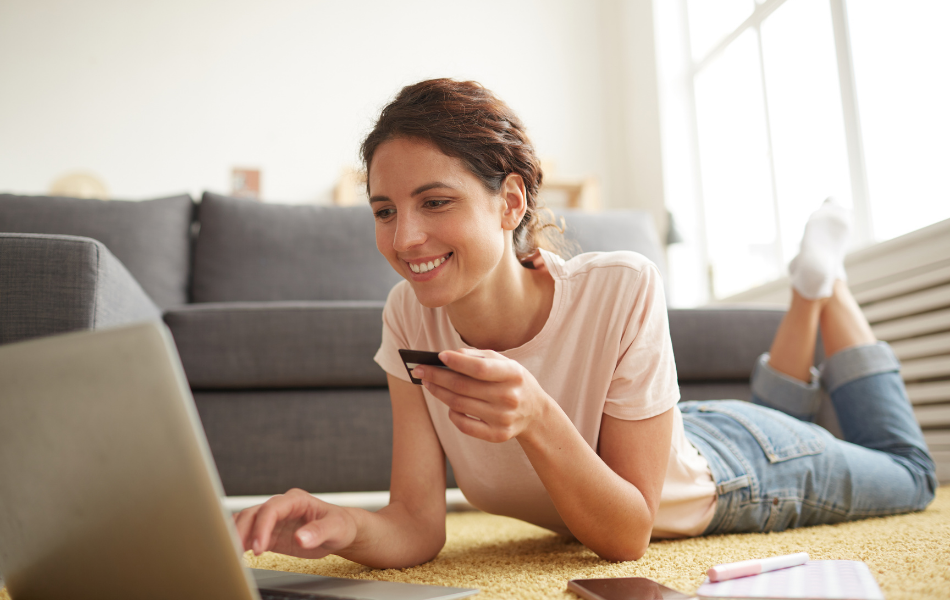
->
xmin=233 ymin=79 xmax=936 ymax=570
xmin=364 ymin=136 xmax=555 ymax=316
xmin=362 ymin=79 xmax=565 ymax=265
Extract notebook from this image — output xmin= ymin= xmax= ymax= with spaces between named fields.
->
xmin=697 ymin=561 xmax=883 ymax=600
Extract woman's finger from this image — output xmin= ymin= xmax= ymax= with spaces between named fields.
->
xmin=418 ymin=363 xmax=497 ymax=401
xmin=436 ymin=350 xmax=513 ymax=383
xmin=456 ymin=347 xmax=503 ymax=359
xmin=424 ymin=379 xmax=491 ymax=422
xmin=295 ymin=506 xmax=358 ymax=556
xmin=249 ymin=493 xmax=308 ymax=555
xmin=447 ymin=408 xmax=501 ymax=441
xmin=295 ymin=520 xmax=327 ymax=550
xmin=294 ymin=519 xmax=343 ymax=557
xmin=234 ymin=506 xmax=258 ymax=550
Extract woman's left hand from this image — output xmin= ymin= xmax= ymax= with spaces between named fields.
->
xmin=413 ymin=348 xmax=552 ymax=443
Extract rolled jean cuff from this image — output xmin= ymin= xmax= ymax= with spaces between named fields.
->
xmin=820 ymin=341 xmax=901 ymax=394
xmin=750 ymin=353 xmax=822 ymax=421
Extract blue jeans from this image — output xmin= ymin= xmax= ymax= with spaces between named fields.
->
xmin=681 ymin=342 xmax=937 ymax=535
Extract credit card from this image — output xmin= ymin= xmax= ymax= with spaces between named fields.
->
xmin=398 ymin=349 xmax=449 ymax=385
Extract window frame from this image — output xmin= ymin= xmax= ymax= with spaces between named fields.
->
xmin=683 ymin=0 xmax=872 ymax=300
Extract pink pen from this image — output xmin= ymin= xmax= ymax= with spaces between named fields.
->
xmin=707 ymin=552 xmax=810 ymax=582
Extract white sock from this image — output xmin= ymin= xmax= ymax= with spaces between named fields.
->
xmin=789 ymin=198 xmax=851 ymax=299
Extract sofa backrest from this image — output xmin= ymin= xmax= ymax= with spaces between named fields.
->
xmin=191 ymin=194 xmax=669 ymax=303
xmin=555 ymin=209 xmax=667 ymax=281
xmin=0 ymin=194 xmax=194 ymax=309
xmin=192 ymin=192 xmax=403 ymax=302
xmin=669 ymin=307 xmax=789 ymax=403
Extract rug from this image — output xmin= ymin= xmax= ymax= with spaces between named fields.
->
xmin=2 ymin=487 xmax=948 ymax=599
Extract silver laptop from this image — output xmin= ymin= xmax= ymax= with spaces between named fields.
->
xmin=0 ymin=322 xmax=477 ymax=600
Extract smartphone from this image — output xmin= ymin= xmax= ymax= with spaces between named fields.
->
xmin=398 ymin=349 xmax=450 ymax=385
xmin=567 ymin=577 xmax=695 ymax=600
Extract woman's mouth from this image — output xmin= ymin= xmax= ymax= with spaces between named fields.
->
xmin=407 ymin=252 xmax=453 ymax=278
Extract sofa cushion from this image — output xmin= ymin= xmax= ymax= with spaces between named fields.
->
xmin=192 ymin=192 xmax=403 ymax=302
xmin=194 ymin=388 xmax=395 ymax=495
xmin=194 ymin=388 xmax=457 ymax=495
xmin=164 ymin=301 xmax=387 ymax=389
xmin=0 ymin=193 xmax=194 ymax=309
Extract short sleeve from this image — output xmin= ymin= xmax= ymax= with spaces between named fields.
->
xmin=373 ymin=281 xmax=413 ymax=383
xmin=603 ymin=264 xmax=680 ymax=420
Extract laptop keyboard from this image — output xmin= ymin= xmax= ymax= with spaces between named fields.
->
xmin=258 ymin=589 xmax=358 ymax=600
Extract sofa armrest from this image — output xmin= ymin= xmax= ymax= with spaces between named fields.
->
xmin=0 ymin=233 xmax=161 ymax=345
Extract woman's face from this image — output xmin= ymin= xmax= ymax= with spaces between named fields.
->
xmin=369 ymin=137 xmax=514 ymax=308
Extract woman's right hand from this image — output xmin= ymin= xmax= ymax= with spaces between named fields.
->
xmin=233 ymin=488 xmax=359 ymax=559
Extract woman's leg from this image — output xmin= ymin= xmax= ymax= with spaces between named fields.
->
xmin=765 ymin=197 xmax=875 ymax=382
xmin=692 ymin=320 xmax=936 ymax=535
xmin=756 ymin=253 xmax=936 ymax=520
xmin=690 ymin=202 xmax=936 ymax=536
xmin=758 ymin=277 xmax=876 ymax=414
xmin=766 ymin=291 xmax=826 ymax=383
xmin=807 ymin=279 xmax=929 ymax=478
xmin=817 ymin=289 xmax=936 ymax=494
xmin=748 ymin=291 xmax=827 ymax=422
xmin=819 ymin=279 xmax=876 ymax=357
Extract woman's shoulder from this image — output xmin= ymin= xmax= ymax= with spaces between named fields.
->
xmin=561 ymin=250 xmax=660 ymax=281
xmin=556 ymin=251 xmax=664 ymax=310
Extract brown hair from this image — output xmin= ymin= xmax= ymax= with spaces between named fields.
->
xmin=361 ymin=78 xmax=568 ymax=261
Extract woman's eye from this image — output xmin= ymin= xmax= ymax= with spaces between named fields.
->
xmin=374 ymin=208 xmax=395 ymax=220
xmin=425 ymin=199 xmax=450 ymax=209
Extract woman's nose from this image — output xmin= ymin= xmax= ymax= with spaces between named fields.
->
xmin=393 ymin=213 xmax=426 ymax=252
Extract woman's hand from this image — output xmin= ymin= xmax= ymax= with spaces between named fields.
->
xmin=413 ymin=348 xmax=553 ymax=443
xmin=233 ymin=488 xmax=358 ymax=559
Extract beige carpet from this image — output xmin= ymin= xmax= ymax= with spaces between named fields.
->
xmin=246 ymin=487 xmax=950 ymax=600
xmin=2 ymin=487 xmax=948 ymax=599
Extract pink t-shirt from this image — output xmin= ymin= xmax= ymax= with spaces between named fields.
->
xmin=374 ymin=249 xmax=717 ymax=538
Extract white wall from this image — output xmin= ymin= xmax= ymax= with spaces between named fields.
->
xmin=599 ymin=0 xmax=668 ymax=238
xmin=0 ymin=0 xmax=653 ymax=210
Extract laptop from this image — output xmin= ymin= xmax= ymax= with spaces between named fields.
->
xmin=0 ymin=321 xmax=478 ymax=600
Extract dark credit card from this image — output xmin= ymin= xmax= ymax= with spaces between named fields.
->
xmin=398 ymin=349 xmax=449 ymax=385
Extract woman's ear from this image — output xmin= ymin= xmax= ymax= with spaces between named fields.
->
xmin=499 ymin=173 xmax=528 ymax=231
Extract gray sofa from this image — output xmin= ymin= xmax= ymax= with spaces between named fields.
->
xmin=0 ymin=191 xmax=793 ymax=497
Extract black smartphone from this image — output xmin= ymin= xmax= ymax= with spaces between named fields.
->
xmin=568 ymin=577 xmax=695 ymax=600
xmin=398 ymin=349 xmax=450 ymax=385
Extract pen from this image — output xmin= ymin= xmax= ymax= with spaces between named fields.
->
xmin=707 ymin=552 xmax=810 ymax=582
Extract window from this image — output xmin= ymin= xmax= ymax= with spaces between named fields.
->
xmin=668 ymin=0 xmax=950 ymax=302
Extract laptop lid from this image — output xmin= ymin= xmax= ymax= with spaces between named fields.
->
xmin=0 ymin=322 xmax=259 ymax=600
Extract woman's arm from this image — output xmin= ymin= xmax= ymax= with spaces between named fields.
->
xmin=235 ymin=373 xmax=448 ymax=569
xmin=416 ymin=350 xmax=672 ymax=561
xmin=520 ymin=404 xmax=672 ymax=561
xmin=343 ymin=374 xmax=449 ymax=567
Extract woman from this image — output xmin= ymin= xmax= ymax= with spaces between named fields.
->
xmin=234 ymin=79 xmax=936 ymax=567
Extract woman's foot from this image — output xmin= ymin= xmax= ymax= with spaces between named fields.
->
xmin=789 ymin=198 xmax=851 ymax=300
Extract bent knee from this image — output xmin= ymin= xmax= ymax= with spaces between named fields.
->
xmin=908 ymin=453 xmax=938 ymax=511
xmin=915 ymin=471 xmax=938 ymax=511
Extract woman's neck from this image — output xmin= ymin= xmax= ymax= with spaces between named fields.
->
xmin=446 ymin=250 xmax=555 ymax=352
